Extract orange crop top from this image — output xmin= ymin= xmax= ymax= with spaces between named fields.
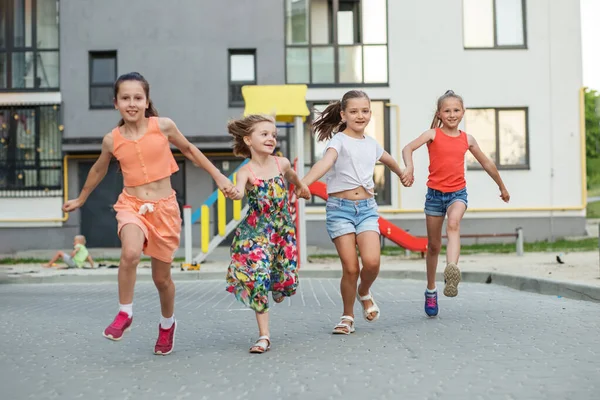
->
xmin=426 ymin=128 xmax=469 ymax=192
xmin=112 ymin=117 xmax=179 ymax=187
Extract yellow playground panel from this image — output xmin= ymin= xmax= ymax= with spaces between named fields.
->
xmin=181 ymin=85 xmax=310 ymax=270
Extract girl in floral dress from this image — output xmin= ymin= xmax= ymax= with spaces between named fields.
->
xmin=226 ymin=114 xmax=311 ymax=354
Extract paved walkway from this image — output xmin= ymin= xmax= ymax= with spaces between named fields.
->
xmin=2 ymin=279 xmax=599 ymax=399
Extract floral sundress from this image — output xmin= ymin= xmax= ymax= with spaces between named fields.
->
xmin=225 ymin=157 xmax=298 ymax=313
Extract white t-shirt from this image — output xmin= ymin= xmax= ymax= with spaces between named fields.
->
xmin=324 ymin=133 xmax=384 ymax=194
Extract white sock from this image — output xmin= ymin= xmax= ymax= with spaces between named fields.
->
xmin=119 ymin=303 xmax=133 ymax=317
xmin=160 ymin=315 xmax=175 ymax=329
xmin=426 ymin=287 xmax=437 ymax=294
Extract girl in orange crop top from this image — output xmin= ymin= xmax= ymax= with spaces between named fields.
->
xmin=62 ymin=72 xmax=237 ymax=356
xmin=402 ymin=90 xmax=510 ymax=316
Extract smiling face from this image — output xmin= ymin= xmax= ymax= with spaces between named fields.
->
xmin=114 ymin=80 xmax=149 ymax=124
xmin=437 ymin=97 xmax=465 ymax=129
xmin=244 ymin=121 xmax=278 ymax=156
xmin=341 ymin=97 xmax=371 ymax=134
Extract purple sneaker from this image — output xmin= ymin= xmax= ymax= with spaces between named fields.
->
xmin=424 ymin=290 xmax=439 ymax=317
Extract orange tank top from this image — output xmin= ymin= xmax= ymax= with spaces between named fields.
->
xmin=426 ymin=128 xmax=469 ymax=192
xmin=112 ymin=117 xmax=179 ymax=187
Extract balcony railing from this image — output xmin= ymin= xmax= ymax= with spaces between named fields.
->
xmin=0 ymin=158 xmax=63 ymax=197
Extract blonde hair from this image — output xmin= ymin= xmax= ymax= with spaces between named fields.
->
xmin=430 ymin=90 xmax=465 ymax=129
xmin=75 ymin=235 xmax=86 ymax=245
xmin=227 ymin=114 xmax=276 ymax=158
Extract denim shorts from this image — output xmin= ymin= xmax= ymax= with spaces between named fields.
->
xmin=325 ymin=197 xmax=380 ymax=240
xmin=424 ymin=187 xmax=468 ymax=217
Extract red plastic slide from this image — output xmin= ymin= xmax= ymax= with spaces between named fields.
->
xmin=308 ymin=181 xmax=428 ymax=253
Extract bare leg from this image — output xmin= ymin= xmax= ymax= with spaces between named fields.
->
xmin=445 ymin=202 xmax=467 ymax=265
xmin=43 ymin=251 xmax=64 ymax=267
xmin=249 ymin=311 xmax=270 ymax=353
xmin=117 ymin=225 xmax=145 ymax=305
xmin=332 ymin=233 xmax=359 ymax=333
xmin=356 ymin=231 xmax=381 ymax=320
xmin=443 ymin=202 xmax=467 ymax=297
xmin=151 ymin=257 xmax=175 ymax=318
xmin=425 ymin=215 xmax=445 ymax=290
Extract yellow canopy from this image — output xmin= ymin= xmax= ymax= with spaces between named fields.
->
xmin=242 ymin=85 xmax=310 ymax=122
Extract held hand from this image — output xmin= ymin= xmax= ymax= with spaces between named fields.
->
xmin=500 ymin=187 xmax=510 ymax=203
xmin=230 ymin=188 xmax=244 ymax=201
xmin=295 ymin=184 xmax=311 ymax=200
xmin=62 ymin=198 xmax=84 ymax=213
xmin=401 ymin=167 xmax=414 ymax=187
xmin=215 ymin=174 xmax=236 ymax=198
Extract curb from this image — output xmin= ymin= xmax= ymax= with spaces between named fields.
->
xmin=1 ymin=270 xmax=599 ymax=303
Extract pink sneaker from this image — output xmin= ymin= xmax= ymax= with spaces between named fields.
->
xmin=154 ymin=321 xmax=176 ymax=355
xmin=102 ymin=311 xmax=133 ymax=341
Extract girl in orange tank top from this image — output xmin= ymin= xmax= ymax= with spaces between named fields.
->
xmin=402 ymin=90 xmax=510 ymax=317
xmin=62 ymin=72 xmax=237 ymax=356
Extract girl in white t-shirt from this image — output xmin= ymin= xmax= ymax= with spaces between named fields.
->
xmin=301 ymin=90 xmax=411 ymax=335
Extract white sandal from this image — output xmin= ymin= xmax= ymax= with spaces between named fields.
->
xmin=249 ymin=335 xmax=271 ymax=354
xmin=332 ymin=315 xmax=355 ymax=335
xmin=356 ymin=291 xmax=380 ymax=322
xmin=272 ymin=292 xmax=285 ymax=303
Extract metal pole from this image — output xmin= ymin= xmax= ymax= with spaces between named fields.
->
xmin=183 ymin=205 xmax=192 ymax=265
xmin=294 ymin=116 xmax=308 ymax=267
xmin=516 ymin=227 xmax=524 ymax=256
xmin=598 ymin=222 xmax=599 ymax=277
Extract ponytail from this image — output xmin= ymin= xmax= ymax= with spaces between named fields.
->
xmin=313 ymin=101 xmax=343 ymax=142
xmin=312 ymin=89 xmax=370 ymax=142
xmin=430 ymin=114 xmax=442 ymax=129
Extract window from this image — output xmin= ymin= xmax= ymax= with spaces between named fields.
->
xmin=464 ymin=108 xmax=529 ymax=169
xmin=303 ymin=100 xmax=391 ymax=205
xmin=463 ymin=0 xmax=527 ymax=49
xmin=89 ymin=51 xmax=117 ymax=109
xmin=228 ymin=49 xmax=256 ymax=107
xmin=285 ymin=0 xmax=388 ymax=86
xmin=0 ymin=104 xmax=63 ymax=196
xmin=0 ymin=0 xmax=60 ymax=90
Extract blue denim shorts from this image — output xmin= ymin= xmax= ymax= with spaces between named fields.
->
xmin=424 ymin=187 xmax=468 ymax=217
xmin=325 ymin=197 xmax=380 ymax=240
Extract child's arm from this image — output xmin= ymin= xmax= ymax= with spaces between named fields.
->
xmin=278 ymin=157 xmax=311 ymax=199
xmin=71 ymin=243 xmax=82 ymax=258
xmin=160 ymin=117 xmax=236 ymax=198
xmin=63 ymin=134 xmax=113 ymax=212
xmin=401 ymin=129 xmax=435 ymax=184
xmin=230 ymin=167 xmax=249 ymax=201
xmin=301 ymin=148 xmax=338 ymax=186
xmin=467 ymin=135 xmax=510 ymax=202
xmin=379 ymin=151 xmax=412 ymax=187
xmin=87 ymin=254 xmax=95 ymax=268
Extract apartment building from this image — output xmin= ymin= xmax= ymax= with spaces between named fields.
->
xmin=0 ymin=0 xmax=585 ymax=252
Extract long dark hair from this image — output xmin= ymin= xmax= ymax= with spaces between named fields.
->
xmin=312 ymin=90 xmax=370 ymax=141
xmin=113 ymin=72 xmax=159 ymax=126
xmin=430 ymin=90 xmax=464 ymax=129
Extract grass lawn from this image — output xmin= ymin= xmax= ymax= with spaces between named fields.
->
xmin=587 ymin=201 xmax=600 ymax=218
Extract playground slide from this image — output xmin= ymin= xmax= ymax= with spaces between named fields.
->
xmin=308 ymin=181 xmax=428 ymax=253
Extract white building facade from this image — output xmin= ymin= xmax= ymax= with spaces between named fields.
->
xmin=291 ymin=0 xmax=586 ymax=244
